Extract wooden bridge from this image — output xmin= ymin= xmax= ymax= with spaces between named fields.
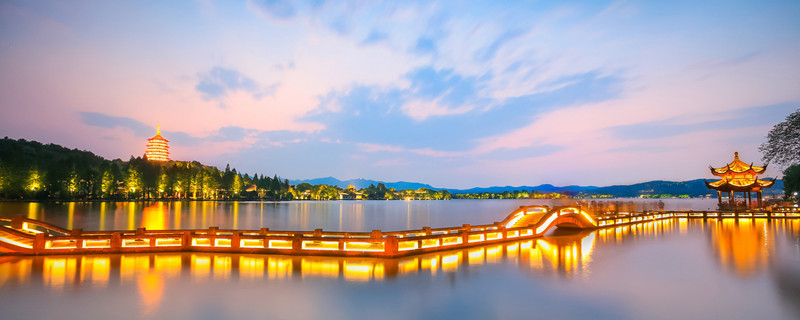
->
xmin=1 ymin=205 xmax=798 ymax=258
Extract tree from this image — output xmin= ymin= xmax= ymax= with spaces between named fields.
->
xmin=66 ymin=169 xmax=79 ymax=195
xmin=157 ymin=171 xmax=169 ymax=197
xmin=126 ymin=165 xmax=142 ymax=198
xmin=232 ymin=174 xmax=243 ymax=196
xmin=783 ymin=165 xmax=800 ymax=202
xmin=759 ymin=108 xmax=800 ymax=170
xmin=27 ymin=170 xmax=43 ymax=192
xmin=101 ymin=170 xmax=115 ymax=197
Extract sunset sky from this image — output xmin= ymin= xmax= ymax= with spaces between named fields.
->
xmin=1 ymin=0 xmax=798 ymax=188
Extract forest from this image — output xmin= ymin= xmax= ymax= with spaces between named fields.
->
xmin=0 ymin=137 xmax=291 ymax=200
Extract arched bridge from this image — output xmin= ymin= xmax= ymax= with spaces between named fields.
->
xmin=500 ymin=205 xmax=597 ymax=233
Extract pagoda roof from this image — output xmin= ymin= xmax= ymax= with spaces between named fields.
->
xmin=147 ymin=126 xmax=169 ymax=142
xmin=147 ymin=134 xmax=169 ymax=142
xmin=704 ymin=178 xmax=775 ymax=192
xmin=709 ymin=152 xmax=766 ymax=176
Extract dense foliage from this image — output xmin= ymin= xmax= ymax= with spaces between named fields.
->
xmin=783 ymin=164 xmax=800 ymax=202
xmin=0 ymin=138 xmax=291 ymax=200
xmin=453 ymin=190 xmax=565 ymax=199
xmin=759 ymin=108 xmax=800 ymax=170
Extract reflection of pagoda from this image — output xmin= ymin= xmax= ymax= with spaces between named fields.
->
xmin=145 ymin=126 xmax=170 ymax=162
xmin=705 ymin=152 xmax=774 ymax=207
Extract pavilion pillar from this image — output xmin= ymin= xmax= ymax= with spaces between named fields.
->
xmin=729 ymin=191 xmax=734 ymax=206
xmin=747 ymin=192 xmax=752 ymax=207
xmin=757 ymin=191 xmax=762 ymax=207
xmin=717 ymin=191 xmax=722 ymax=205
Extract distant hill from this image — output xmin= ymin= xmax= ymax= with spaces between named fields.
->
xmin=289 ymin=177 xmax=436 ymax=190
xmin=290 ymin=176 xmax=784 ymax=197
xmin=447 ymin=184 xmax=599 ymax=194
xmin=581 ymin=179 xmax=782 ymax=197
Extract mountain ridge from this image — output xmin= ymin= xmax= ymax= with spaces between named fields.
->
xmin=289 ymin=177 xmax=784 ymax=197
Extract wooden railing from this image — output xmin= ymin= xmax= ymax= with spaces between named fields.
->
xmin=2 ymin=205 xmax=798 ymax=257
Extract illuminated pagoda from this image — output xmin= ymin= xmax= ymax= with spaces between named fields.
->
xmin=145 ymin=126 xmax=170 ymax=161
xmin=705 ymin=152 xmax=774 ymax=207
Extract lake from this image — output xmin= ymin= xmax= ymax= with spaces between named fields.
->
xmin=1 ymin=199 xmax=798 ymax=320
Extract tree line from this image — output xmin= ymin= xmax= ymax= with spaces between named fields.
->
xmin=452 ymin=190 xmax=566 ymax=199
xmin=0 ymin=138 xmax=291 ymax=200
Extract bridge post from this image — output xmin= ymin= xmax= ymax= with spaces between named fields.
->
xmin=181 ymin=231 xmax=191 ymax=250
xmin=385 ymin=236 xmax=398 ymax=256
xmin=314 ymin=229 xmax=323 ymax=237
xmin=111 ymin=232 xmax=122 ymax=251
xmin=33 ymin=232 xmax=46 ymax=253
xmin=371 ymin=230 xmax=382 ymax=238
xmin=135 ymin=228 xmax=145 ymax=236
xmin=460 ymin=230 xmax=469 ymax=245
xmin=10 ymin=215 xmax=24 ymax=229
xmin=231 ymin=232 xmax=241 ymax=249
xmin=208 ymin=227 xmax=218 ymax=247
xmin=291 ymin=233 xmax=303 ymax=254
xmin=423 ymin=227 xmax=431 ymax=235
xmin=462 ymin=224 xmax=471 ymax=232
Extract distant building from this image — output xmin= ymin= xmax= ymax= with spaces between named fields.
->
xmin=705 ymin=152 xmax=774 ymax=207
xmin=145 ymin=126 xmax=170 ymax=161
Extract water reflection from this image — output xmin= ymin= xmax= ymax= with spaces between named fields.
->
xmin=1 ymin=219 xmax=799 ymax=320
xmin=0 ymin=199 xmax=722 ymax=233
xmin=142 ymin=204 xmax=167 ymax=230
xmin=0 ymin=233 xmax=595 ymax=290
xmin=710 ymin=219 xmax=773 ymax=276
xmin=2 ymin=219 xmax=798 ymax=289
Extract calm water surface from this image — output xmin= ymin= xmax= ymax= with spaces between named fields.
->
xmin=0 ymin=198 xmax=718 ymax=232
xmin=1 ymin=199 xmax=798 ymax=320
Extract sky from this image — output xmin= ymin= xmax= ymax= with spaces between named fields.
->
xmin=1 ymin=0 xmax=798 ymax=189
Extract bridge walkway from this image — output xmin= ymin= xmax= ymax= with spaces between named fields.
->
xmin=0 ymin=205 xmax=796 ymax=257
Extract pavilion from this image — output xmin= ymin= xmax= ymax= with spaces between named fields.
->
xmin=705 ymin=152 xmax=774 ymax=207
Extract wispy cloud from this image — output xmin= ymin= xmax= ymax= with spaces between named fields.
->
xmin=2 ymin=0 xmax=798 ymax=187
xmin=195 ymin=67 xmax=279 ymax=105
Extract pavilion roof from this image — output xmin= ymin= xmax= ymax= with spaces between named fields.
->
xmin=709 ymin=152 xmax=766 ymax=176
xmin=704 ymin=178 xmax=775 ymax=192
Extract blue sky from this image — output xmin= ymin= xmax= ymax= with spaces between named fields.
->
xmin=1 ymin=0 xmax=798 ymax=188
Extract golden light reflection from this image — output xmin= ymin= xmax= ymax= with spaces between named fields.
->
xmin=138 ymin=272 xmax=164 ymax=316
xmin=99 ymin=202 xmax=107 ymax=231
xmin=68 ymin=202 xmax=75 ymax=230
xmin=80 ymin=256 xmax=110 ymax=287
xmin=27 ymin=202 xmax=39 ymax=220
xmin=43 ymin=256 xmax=77 ymax=290
xmin=121 ymin=255 xmax=151 ymax=282
xmin=128 ymin=202 xmax=136 ymax=230
xmin=267 ymin=257 xmax=292 ymax=279
xmin=1 ymin=219 xmax=796 ymax=291
xmin=0 ymin=257 xmax=32 ymax=287
xmin=142 ymin=203 xmax=167 ymax=230
xmin=711 ymin=218 xmax=772 ymax=277
xmin=240 ymin=256 xmax=265 ymax=281
xmin=301 ymin=258 xmax=339 ymax=278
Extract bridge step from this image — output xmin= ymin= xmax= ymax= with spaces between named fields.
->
xmin=0 ymin=227 xmax=35 ymax=247
xmin=509 ymin=212 xmax=546 ymax=228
